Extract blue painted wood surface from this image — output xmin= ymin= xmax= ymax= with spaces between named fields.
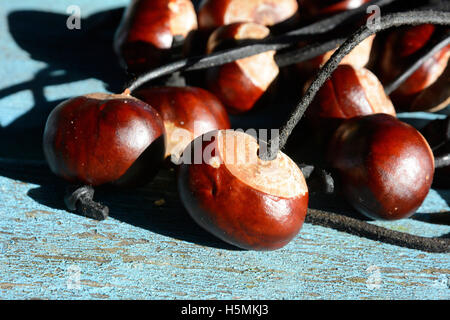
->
xmin=0 ymin=0 xmax=449 ymax=300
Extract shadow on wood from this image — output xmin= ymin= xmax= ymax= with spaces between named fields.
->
xmin=0 ymin=159 xmax=240 ymax=250
xmin=0 ymin=9 xmax=127 ymax=160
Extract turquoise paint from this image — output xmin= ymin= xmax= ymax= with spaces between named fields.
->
xmin=0 ymin=0 xmax=448 ymax=300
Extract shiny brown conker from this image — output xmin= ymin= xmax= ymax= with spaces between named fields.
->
xmin=43 ymin=92 xmax=166 ymax=187
xmin=134 ymin=86 xmax=231 ymax=163
xmin=178 ymin=130 xmax=309 ymax=250
xmin=328 ymin=114 xmax=435 ymax=221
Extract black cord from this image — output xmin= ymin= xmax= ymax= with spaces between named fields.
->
xmin=285 ymin=0 xmax=399 ymax=36
xmin=274 ymin=37 xmax=347 ymax=68
xmin=64 ymin=185 xmax=109 ymax=221
xmin=306 ymin=210 xmax=449 ymax=253
xmin=127 ymin=36 xmax=350 ymax=92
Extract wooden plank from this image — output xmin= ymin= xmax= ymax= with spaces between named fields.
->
xmin=0 ymin=0 xmax=449 ymax=300
xmin=0 ymin=158 xmax=449 ymax=299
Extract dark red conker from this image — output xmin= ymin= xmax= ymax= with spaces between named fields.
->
xmin=134 ymin=86 xmax=230 ymax=162
xmin=178 ymin=130 xmax=309 ymax=250
xmin=303 ymin=64 xmax=396 ymax=152
xmin=114 ymin=0 xmax=198 ymax=73
xmin=306 ymin=64 xmax=396 ymax=128
xmin=379 ymin=24 xmax=450 ymax=112
xmin=328 ymin=114 xmax=435 ymax=221
xmin=205 ymin=22 xmax=279 ymax=114
xmin=43 ymin=92 xmax=166 ymax=187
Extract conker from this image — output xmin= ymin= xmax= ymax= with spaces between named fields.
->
xmin=205 ymin=22 xmax=279 ymax=114
xmin=328 ymin=114 xmax=435 ymax=221
xmin=379 ymin=24 xmax=450 ymax=112
xmin=306 ymin=64 xmax=396 ymax=126
xmin=198 ymin=0 xmax=299 ymax=30
xmin=114 ymin=0 xmax=198 ymax=73
xmin=303 ymin=64 xmax=396 ymax=149
xmin=134 ymin=86 xmax=231 ymax=163
xmin=408 ymin=64 xmax=450 ymax=112
xmin=178 ymin=130 xmax=309 ymax=250
xmin=43 ymin=92 xmax=166 ymax=187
